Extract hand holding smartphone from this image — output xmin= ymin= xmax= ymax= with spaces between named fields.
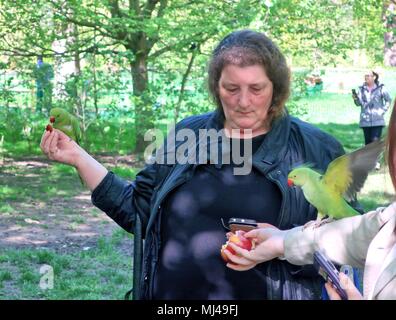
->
xmin=313 ymin=251 xmax=348 ymax=300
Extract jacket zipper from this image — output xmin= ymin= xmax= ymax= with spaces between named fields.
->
xmin=147 ymin=165 xmax=197 ymax=299
xmin=253 ymin=164 xmax=287 ymax=228
xmin=253 ymin=164 xmax=287 ymax=299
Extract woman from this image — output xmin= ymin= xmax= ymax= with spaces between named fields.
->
xmin=353 ymin=71 xmax=391 ymax=170
xmin=224 ymin=102 xmax=396 ymax=300
xmin=40 ymin=30 xmax=346 ymax=300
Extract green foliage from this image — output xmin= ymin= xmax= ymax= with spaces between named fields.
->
xmin=253 ymin=0 xmax=386 ymax=66
xmin=0 ymin=107 xmax=46 ymax=156
xmin=0 ymin=0 xmax=392 ymax=153
xmin=0 ymin=62 xmax=16 ymax=107
xmin=288 ymin=69 xmax=311 ymax=118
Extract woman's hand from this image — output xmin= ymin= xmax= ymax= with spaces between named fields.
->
xmin=224 ymin=224 xmax=287 ymax=271
xmin=325 ymin=273 xmax=363 ymax=300
xmin=40 ymin=129 xmax=83 ymax=167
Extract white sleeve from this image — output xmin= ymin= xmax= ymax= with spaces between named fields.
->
xmin=283 ymin=204 xmax=396 ymax=268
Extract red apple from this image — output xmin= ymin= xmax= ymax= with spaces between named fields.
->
xmin=220 ymin=230 xmax=253 ymax=263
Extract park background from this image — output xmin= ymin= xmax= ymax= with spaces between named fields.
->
xmin=0 ymin=0 xmax=396 ymax=299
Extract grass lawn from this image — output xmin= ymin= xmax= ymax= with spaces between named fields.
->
xmin=0 ymin=159 xmax=138 ymax=300
xmin=0 ymin=231 xmax=133 ymax=300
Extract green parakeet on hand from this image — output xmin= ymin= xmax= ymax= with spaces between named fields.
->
xmin=287 ymin=140 xmax=385 ymax=228
xmin=49 ymin=108 xmax=82 ymax=145
xmin=48 ymin=107 xmax=84 ymax=185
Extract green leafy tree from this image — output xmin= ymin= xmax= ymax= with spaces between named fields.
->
xmin=0 ymin=0 xmax=262 ymax=152
xmin=0 ymin=0 xmax=393 ymax=153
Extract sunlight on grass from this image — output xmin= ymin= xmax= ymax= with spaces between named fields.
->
xmin=0 ymin=203 xmax=16 ymax=214
xmin=50 ymin=164 xmax=77 ymax=175
xmin=0 ymin=230 xmax=132 ymax=300
xmin=294 ymin=92 xmax=392 ymax=127
xmin=359 ymin=169 xmax=395 ymax=212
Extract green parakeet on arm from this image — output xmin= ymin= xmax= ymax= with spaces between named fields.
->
xmin=287 ymin=140 xmax=385 ymax=228
xmin=49 ymin=107 xmax=82 ymax=145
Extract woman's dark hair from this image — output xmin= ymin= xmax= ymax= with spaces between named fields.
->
xmin=372 ymin=71 xmax=379 ymax=86
xmin=386 ymin=98 xmax=396 ymax=192
xmin=208 ymin=30 xmax=290 ymax=120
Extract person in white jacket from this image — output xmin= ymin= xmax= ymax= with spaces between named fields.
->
xmin=223 ymin=100 xmax=396 ymax=300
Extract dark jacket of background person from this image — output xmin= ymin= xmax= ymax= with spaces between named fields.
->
xmin=353 ymin=82 xmax=391 ymax=128
xmin=91 ymin=109 xmax=346 ymax=300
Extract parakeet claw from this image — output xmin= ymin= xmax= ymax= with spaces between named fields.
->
xmin=303 ymin=216 xmax=334 ymax=230
xmin=315 ymin=216 xmax=334 ymax=228
xmin=302 ymin=220 xmax=316 ymax=230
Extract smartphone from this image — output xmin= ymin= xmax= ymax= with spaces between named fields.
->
xmin=313 ymin=251 xmax=348 ymax=300
xmin=221 ymin=218 xmax=258 ymax=232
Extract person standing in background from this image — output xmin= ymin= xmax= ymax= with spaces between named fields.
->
xmin=34 ymin=55 xmax=54 ymax=115
xmin=352 ymin=70 xmax=392 ymax=169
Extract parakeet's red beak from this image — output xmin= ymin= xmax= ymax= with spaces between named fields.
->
xmin=287 ymin=178 xmax=294 ymax=187
xmin=49 ymin=116 xmax=55 ymax=123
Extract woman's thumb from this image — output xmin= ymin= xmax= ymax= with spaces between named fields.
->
xmin=244 ymin=229 xmax=259 ymax=238
xmin=339 ymin=272 xmax=353 ymax=291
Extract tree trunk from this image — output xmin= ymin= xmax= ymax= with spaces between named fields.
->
xmin=130 ymin=53 xmax=154 ymax=154
xmin=175 ymin=50 xmax=197 ymax=122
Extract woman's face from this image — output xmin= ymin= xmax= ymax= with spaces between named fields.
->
xmin=218 ymin=64 xmax=274 ymax=137
xmin=365 ymin=72 xmax=375 ymax=86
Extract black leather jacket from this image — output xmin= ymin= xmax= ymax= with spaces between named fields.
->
xmin=92 ymin=110 xmax=345 ymax=300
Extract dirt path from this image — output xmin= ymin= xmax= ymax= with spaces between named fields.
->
xmin=0 ymin=156 xmax=138 ymax=254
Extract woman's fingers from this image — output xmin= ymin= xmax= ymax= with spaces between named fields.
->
xmin=45 ymin=131 xmax=57 ymax=159
xmin=223 ymin=247 xmax=253 ymax=266
xmin=256 ymin=223 xmax=277 ymax=229
xmin=227 ymin=242 xmax=253 ymax=260
xmin=324 ymin=281 xmax=341 ymax=300
xmin=324 ymin=273 xmax=363 ymax=300
xmin=339 ymin=273 xmax=363 ymax=300
xmin=41 ymin=129 xmax=61 ymax=160
xmin=40 ymin=130 xmax=49 ymax=151
xmin=49 ymin=130 xmax=59 ymax=154
xmin=227 ymin=262 xmax=257 ymax=271
xmin=42 ymin=130 xmax=54 ymax=155
xmin=243 ymin=229 xmax=261 ymax=239
xmin=40 ymin=130 xmax=50 ymax=150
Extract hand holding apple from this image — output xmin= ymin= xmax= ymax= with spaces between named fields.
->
xmin=221 ymin=224 xmax=286 ymax=271
xmin=221 ymin=230 xmax=254 ymax=263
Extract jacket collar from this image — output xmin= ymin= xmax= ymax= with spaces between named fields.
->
xmin=362 ymin=83 xmax=383 ymax=93
xmin=372 ymin=254 xmax=396 ymax=299
xmin=202 ymin=109 xmax=290 ymax=172
xmin=253 ymin=111 xmax=290 ymax=171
